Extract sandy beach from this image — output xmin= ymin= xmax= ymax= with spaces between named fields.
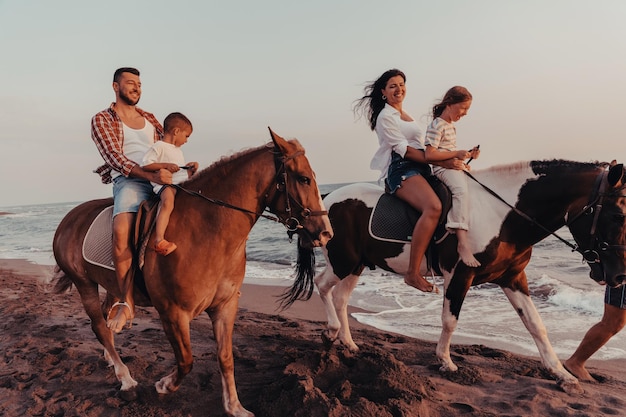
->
xmin=1 ymin=258 xmax=625 ymax=417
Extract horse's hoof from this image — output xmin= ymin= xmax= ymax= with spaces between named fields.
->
xmin=227 ymin=403 xmax=255 ymax=417
xmin=119 ymin=387 xmax=138 ymax=401
xmin=155 ymin=377 xmax=179 ymax=394
xmin=320 ymin=330 xmax=335 ymax=349
xmin=559 ymin=379 xmax=584 ymax=395
xmin=155 ymin=380 xmax=168 ymax=394
xmin=439 ymin=362 xmax=458 ymax=373
xmin=340 ymin=341 xmax=360 ymax=352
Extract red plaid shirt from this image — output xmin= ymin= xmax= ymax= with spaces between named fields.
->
xmin=91 ymin=103 xmax=164 ymax=184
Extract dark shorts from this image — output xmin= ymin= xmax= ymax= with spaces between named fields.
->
xmin=385 ymin=152 xmax=432 ymax=194
xmin=605 ymin=285 xmax=626 ymax=309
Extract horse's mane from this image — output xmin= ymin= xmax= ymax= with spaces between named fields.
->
xmin=530 ymin=159 xmax=606 ymax=174
xmin=475 ymin=159 xmax=607 ymax=177
xmin=180 ymin=142 xmax=272 ymax=187
xmin=474 ymin=160 xmax=531 ymax=176
xmin=205 ymin=143 xmax=271 ymax=176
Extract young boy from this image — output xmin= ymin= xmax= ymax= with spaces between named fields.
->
xmin=142 ymin=112 xmax=198 ymax=256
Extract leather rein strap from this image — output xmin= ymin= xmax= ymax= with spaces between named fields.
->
xmin=174 ymin=147 xmax=327 ymax=231
xmin=464 ymin=168 xmax=626 ymax=263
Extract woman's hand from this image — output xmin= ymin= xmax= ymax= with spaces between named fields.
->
xmin=438 ymin=158 xmax=466 ymax=170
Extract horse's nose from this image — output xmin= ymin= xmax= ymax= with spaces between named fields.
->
xmin=318 ymin=230 xmax=333 ymax=247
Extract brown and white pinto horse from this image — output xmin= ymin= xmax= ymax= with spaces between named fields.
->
xmin=52 ymin=130 xmax=332 ymax=417
xmin=300 ymin=160 xmax=626 ymax=393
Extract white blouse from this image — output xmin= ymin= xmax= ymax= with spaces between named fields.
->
xmin=370 ymin=104 xmax=424 ymax=181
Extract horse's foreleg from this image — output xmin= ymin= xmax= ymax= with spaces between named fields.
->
xmin=333 ymin=274 xmax=360 ymax=351
xmin=502 ymin=288 xmax=583 ymax=394
xmin=75 ymin=282 xmax=137 ymax=392
xmin=436 ymin=297 xmax=460 ymax=372
xmin=155 ymin=312 xmax=193 ymax=394
xmin=315 ymin=267 xmax=348 ymax=348
xmin=314 ymin=267 xmax=341 ymax=343
xmin=436 ymin=272 xmax=467 ymax=372
xmin=210 ymin=298 xmax=254 ymax=417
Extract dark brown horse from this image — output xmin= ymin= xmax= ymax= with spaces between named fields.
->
xmin=286 ymin=160 xmax=626 ymax=394
xmin=52 ymin=130 xmax=333 ymax=417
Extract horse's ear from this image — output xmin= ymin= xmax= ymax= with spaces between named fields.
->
xmin=268 ymin=127 xmax=287 ymax=152
xmin=608 ymin=163 xmax=625 ymax=188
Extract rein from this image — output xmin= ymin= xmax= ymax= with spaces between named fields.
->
xmin=172 ymin=146 xmax=327 ymax=233
xmin=464 ymin=168 xmax=624 ymax=264
xmin=172 ymin=184 xmax=284 ymax=223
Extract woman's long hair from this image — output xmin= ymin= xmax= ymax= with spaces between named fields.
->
xmin=353 ymin=69 xmax=406 ymax=131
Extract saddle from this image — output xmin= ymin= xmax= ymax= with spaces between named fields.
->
xmin=369 ymin=175 xmax=452 ymax=244
xmin=82 ymin=195 xmax=161 ymax=272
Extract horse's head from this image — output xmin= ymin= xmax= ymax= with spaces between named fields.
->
xmin=568 ymin=161 xmax=626 ymax=287
xmin=266 ymin=128 xmax=333 ymax=249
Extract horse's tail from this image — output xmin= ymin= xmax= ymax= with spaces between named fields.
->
xmin=52 ymin=265 xmax=74 ymax=293
xmin=278 ymin=237 xmax=316 ymax=310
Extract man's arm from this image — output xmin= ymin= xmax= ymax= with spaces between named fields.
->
xmin=143 ymin=162 xmax=180 ymax=173
xmin=91 ymin=111 xmax=137 ymax=177
xmin=130 ymin=164 xmax=173 ymax=184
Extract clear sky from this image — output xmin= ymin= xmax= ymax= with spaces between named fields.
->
xmin=1 ymin=0 xmax=625 ymax=206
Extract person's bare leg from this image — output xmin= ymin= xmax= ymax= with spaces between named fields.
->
xmin=456 ymin=228 xmax=480 ymax=267
xmin=564 ymin=303 xmax=626 ymax=382
xmin=107 ymin=212 xmax=135 ymax=333
xmin=154 ymin=188 xmax=176 ymax=247
xmin=395 ymin=176 xmax=441 ymax=293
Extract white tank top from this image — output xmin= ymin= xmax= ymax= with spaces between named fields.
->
xmin=112 ymin=119 xmax=155 ymax=179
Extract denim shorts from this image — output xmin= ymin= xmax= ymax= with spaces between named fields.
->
xmin=605 ymin=285 xmax=626 ymax=309
xmin=385 ymin=152 xmax=432 ymax=194
xmin=112 ymin=176 xmax=154 ymax=216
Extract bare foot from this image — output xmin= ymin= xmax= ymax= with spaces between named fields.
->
xmin=563 ymin=359 xmax=597 ymax=382
xmin=405 ymin=275 xmax=439 ymax=294
xmin=459 ymin=245 xmax=481 ymax=267
xmin=106 ymin=301 xmax=133 ymax=334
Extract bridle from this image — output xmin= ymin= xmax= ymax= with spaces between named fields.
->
xmin=564 ymin=170 xmax=626 ymax=266
xmin=465 ymin=167 xmax=626 ymax=268
xmin=173 ymin=144 xmax=327 ymax=235
xmin=264 ymin=147 xmax=328 ymax=234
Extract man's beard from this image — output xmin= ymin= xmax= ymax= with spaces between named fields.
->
xmin=119 ymin=90 xmax=140 ymax=106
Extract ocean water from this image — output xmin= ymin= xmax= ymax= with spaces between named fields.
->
xmin=1 ymin=183 xmax=624 ymax=361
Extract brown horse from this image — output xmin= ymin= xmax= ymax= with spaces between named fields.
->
xmin=52 ymin=129 xmax=333 ymax=417
xmin=285 ymin=160 xmax=626 ymax=394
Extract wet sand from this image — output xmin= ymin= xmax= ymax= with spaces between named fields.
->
xmin=1 ymin=258 xmax=624 ymax=417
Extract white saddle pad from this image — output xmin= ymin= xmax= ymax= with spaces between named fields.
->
xmin=82 ymin=206 xmax=115 ymax=271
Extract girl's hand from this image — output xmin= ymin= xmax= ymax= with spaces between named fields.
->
xmin=469 ymin=146 xmax=480 ymax=161
xmin=456 ymin=150 xmax=471 ymax=160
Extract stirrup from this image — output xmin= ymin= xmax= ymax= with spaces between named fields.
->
xmin=107 ymin=301 xmax=133 ymax=329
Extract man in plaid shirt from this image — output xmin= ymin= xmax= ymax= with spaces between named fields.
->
xmin=91 ymin=67 xmax=172 ymax=333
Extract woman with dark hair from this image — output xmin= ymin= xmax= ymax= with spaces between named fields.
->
xmin=354 ymin=69 xmax=463 ymax=293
